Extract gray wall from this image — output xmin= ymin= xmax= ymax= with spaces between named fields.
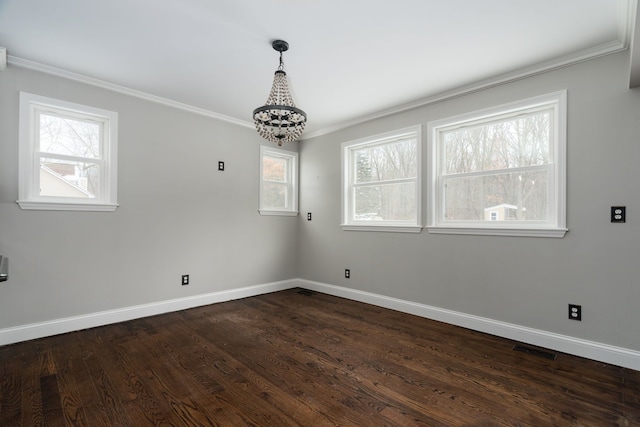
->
xmin=2 ymin=51 xmax=639 ymax=354
xmin=298 ymin=51 xmax=640 ymax=351
xmin=0 ymin=66 xmax=299 ymax=329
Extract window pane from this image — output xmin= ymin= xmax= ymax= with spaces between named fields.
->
xmin=259 ymin=146 xmax=297 ymax=215
xmin=355 ymin=182 xmax=416 ymax=221
xmin=39 ymin=113 xmax=101 ymax=159
xmin=354 ymin=138 xmax=417 ymax=183
xmin=443 ymin=112 xmax=550 ymax=174
xmin=39 ymin=158 xmax=100 ymax=198
xmin=263 ymin=181 xmax=287 ymax=209
xmin=443 ymin=170 xmax=548 ymax=221
xmin=263 ymin=156 xmax=287 ymax=182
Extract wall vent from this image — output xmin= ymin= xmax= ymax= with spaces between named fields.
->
xmin=513 ymin=344 xmax=557 ymax=360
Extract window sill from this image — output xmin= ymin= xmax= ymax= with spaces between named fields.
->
xmin=341 ymin=224 xmax=423 ymax=233
xmin=259 ymin=209 xmax=298 ymax=217
xmin=17 ymin=200 xmax=119 ymax=212
xmin=426 ymin=226 xmax=567 ymax=238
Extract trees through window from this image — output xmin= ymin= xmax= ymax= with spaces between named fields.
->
xmin=342 ymin=126 xmax=422 ymax=232
xmin=18 ymin=92 xmax=118 ymax=211
xmin=259 ymin=146 xmax=298 ymax=216
xmin=427 ymin=91 xmax=567 ymax=237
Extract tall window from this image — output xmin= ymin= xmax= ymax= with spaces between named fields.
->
xmin=18 ymin=92 xmax=118 ymax=211
xmin=427 ymin=91 xmax=567 ymax=237
xmin=342 ymin=126 xmax=422 ymax=232
xmin=259 ymin=146 xmax=298 ymax=216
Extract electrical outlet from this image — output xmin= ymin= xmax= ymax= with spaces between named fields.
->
xmin=568 ymin=304 xmax=581 ymax=321
xmin=182 ymin=275 xmax=189 ymax=286
xmin=345 ymin=269 xmax=350 ymax=279
xmin=307 ymin=212 xmax=312 ymax=221
xmin=218 ymin=161 xmax=224 ymax=171
xmin=611 ymin=206 xmax=625 ymax=223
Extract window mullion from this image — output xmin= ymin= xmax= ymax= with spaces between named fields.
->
xmin=443 ymin=164 xmax=548 ymax=180
xmin=263 ymin=178 xmax=288 ymax=185
xmin=353 ymin=176 xmax=416 ymax=187
xmin=37 ymin=152 xmax=103 ymax=164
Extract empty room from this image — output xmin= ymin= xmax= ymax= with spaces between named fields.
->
xmin=1 ymin=1 xmax=639 ymax=425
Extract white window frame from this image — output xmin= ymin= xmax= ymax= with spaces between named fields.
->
xmin=427 ymin=91 xmax=567 ymax=238
xmin=341 ymin=125 xmax=422 ymax=233
xmin=259 ymin=145 xmax=298 ymax=216
xmin=17 ymin=92 xmax=118 ymax=211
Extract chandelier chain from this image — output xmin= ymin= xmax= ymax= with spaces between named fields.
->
xmin=278 ymin=52 xmax=284 ymax=72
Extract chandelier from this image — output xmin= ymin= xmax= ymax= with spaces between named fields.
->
xmin=253 ymin=40 xmax=307 ymax=146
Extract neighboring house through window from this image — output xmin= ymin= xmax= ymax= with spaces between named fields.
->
xmin=427 ymin=91 xmax=567 ymax=237
xmin=259 ymin=145 xmax=298 ymax=216
xmin=18 ymin=92 xmax=118 ymax=211
xmin=342 ymin=125 xmax=422 ymax=233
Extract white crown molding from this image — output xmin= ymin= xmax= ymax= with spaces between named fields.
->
xmin=303 ymin=39 xmax=629 ymax=140
xmin=297 ymin=279 xmax=640 ymax=371
xmin=7 ymin=55 xmax=254 ymax=129
xmin=5 ymin=34 xmax=631 ymax=141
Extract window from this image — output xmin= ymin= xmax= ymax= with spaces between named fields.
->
xmin=18 ymin=92 xmax=118 ymax=211
xmin=259 ymin=146 xmax=298 ymax=216
xmin=427 ymin=91 xmax=567 ymax=237
xmin=342 ymin=126 xmax=422 ymax=233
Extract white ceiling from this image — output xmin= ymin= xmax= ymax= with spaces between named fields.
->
xmin=0 ymin=0 xmax=636 ymax=137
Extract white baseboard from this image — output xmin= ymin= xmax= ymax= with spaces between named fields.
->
xmin=297 ymin=279 xmax=640 ymax=371
xmin=3 ymin=277 xmax=639 ymax=371
xmin=0 ymin=279 xmax=296 ymax=347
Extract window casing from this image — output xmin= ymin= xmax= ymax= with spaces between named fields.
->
xmin=259 ymin=146 xmax=298 ymax=216
xmin=342 ymin=126 xmax=422 ymax=233
xmin=427 ymin=91 xmax=567 ymax=237
xmin=18 ymin=92 xmax=118 ymax=211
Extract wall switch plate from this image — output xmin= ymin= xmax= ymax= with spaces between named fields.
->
xmin=218 ymin=161 xmax=224 ymax=171
xmin=307 ymin=213 xmax=312 ymax=221
xmin=611 ymin=206 xmax=625 ymax=223
xmin=182 ymin=275 xmax=189 ymax=286
xmin=345 ymin=269 xmax=350 ymax=279
xmin=568 ymin=304 xmax=581 ymax=321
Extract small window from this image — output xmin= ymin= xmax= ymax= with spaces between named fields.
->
xmin=427 ymin=91 xmax=567 ymax=237
xmin=342 ymin=126 xmax=422 ymax=233
xmin=18 ymin=92 xmax=118 ymax=211
xmin=259 ymin=146 xmax=298 ymax=216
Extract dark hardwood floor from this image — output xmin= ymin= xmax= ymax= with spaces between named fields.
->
xmin=1 ymin=288 xmax=639 ymax=426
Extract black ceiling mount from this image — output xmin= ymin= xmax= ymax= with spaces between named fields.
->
xmin=272 ymin=40 xmax=289 ymax=53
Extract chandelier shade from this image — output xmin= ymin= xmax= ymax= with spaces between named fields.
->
xmin=253 ymin=40 xmax=307 ymax=146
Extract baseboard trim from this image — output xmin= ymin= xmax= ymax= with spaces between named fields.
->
xmin=297 ymin=279 xmax=640 ymax=371
xmin=3 ymin=278 xmax=639 ymax=371
xmin=0 ymin=279 xmax=295 ymax=346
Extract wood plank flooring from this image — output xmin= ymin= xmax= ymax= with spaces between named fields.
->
xmin=1 ymin=288 xmax=639 ymax=426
